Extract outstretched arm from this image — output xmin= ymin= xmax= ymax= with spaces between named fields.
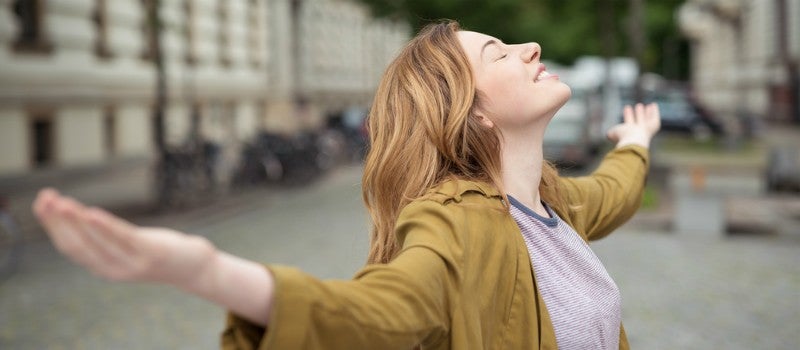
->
xmin=557 ymin=103 xmax=660 ymax=240
xmin=32 ymin=189 xmax=275 ymax=326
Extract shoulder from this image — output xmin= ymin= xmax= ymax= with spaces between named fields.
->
xmin=397 ymin=180 xmax=510 ymax=229
xmin=398 ymin=179 xmax=505 ymax=225
xmin=398 ymin=179 xmax=506 ymax=223
xmin=421 ymin=178 xmax=504 ymax=205
xmin=396 ymin=179 xmax=518 ymax=266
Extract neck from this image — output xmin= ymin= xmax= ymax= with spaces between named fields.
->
xmin=499 ymin=126 xmax=548 ymax=217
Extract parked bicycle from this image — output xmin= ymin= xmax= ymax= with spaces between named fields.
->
xmin=233 ymin=131 xmax=331 ymax=187
xmin=0 ymin=196 xmax=22 ymax=282
xmin=154 ymin=142 xmax=219 ymax=210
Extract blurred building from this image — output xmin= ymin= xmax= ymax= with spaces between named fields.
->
xmin=678 ymin=0 xmax=800 ymax=128
xmin=0 ymin=0 xmax=408 ymax=178
xmin=264 ymin=0 xmax=407 ymax=133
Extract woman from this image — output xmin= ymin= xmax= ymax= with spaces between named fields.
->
xmin=33 ymin=21 xmax=660 ymax=349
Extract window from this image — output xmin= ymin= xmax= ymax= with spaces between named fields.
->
xmin=103 ymin=106 xmax=116 ymax=156
xmin=12 ymin=0 xmax=52 ymax=53
xmin=30 ymin=112 xmax=54 ymax=168
xmin=183 ymin=0 xmax=197 ymax=65
xmin=217 ymin=0 xmax=230 ymax=67
xmin=247 ymin=0 xmax=262 ymax=68
xmin=140 ymin=0 xmax=156 ymax=61
xmin=92 ymin=0 xmax=113 ymax=59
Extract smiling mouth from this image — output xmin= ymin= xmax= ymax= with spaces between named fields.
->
xmin=534 ymin=70 xmax=552 ymax=82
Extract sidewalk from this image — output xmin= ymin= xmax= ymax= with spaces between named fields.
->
xmin=0 ymin=157 xmax=156 ymax=241
xmin=627 ymin=124 xmax=800 ymax=237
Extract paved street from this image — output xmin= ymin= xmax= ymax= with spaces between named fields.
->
xmin=1 ymin=164 xmax=799 ymax=349
xmin=0 ymin=165 xmax=371 ymax=350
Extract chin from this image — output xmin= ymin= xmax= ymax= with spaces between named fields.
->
xmin=539 ymin=83 xmax=572 ymax=121
xmin=555 ymin=82 xmax=572 ymax=107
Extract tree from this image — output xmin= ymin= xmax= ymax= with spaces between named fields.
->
xmin=357 ymin=0 xmax=689 ymax=80
xmin=145 ymin=0 xmax=212 ymax=210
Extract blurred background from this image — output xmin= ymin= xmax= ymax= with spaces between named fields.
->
xmin=0 ymin=0 xmax=798 ymax=349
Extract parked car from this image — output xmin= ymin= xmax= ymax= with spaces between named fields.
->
xmin=543 ymin=90 xmax=598 ymax=168
xmin=765 ymin=145 xmax=800 ymax=192
xmin=623 ymin=87 xmax=724 ymax=140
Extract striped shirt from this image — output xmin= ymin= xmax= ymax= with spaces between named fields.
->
xmin=508 ymin=196 xmax=621 ymax=350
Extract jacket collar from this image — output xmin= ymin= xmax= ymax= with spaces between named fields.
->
xmin=430 ymin=178 xmax=503 ymax=203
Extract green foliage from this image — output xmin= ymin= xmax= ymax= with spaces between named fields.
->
xmin=356 ymin=0 xmax=689 ymax=79
xmin=641 ymin=185 xmax=659 ymax=211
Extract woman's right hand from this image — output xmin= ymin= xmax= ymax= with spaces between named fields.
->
xmin=32 ymin=188 xmax=217 ymax=289
xmin=32 ymin=188 xmax=275 ymax=326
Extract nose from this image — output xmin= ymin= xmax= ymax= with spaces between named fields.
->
xmin=520 ymin=42 xmax=541 ymax=63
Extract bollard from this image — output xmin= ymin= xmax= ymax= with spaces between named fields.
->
xmin=691 ymin=166 xmax=705 ymax=192
xmin=673 ymin=166 xmax=725 ymax=238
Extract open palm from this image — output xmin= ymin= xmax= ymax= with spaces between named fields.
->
xmin=607 ymin=103 xmax=661 ymax=149
xmin=33 ymin=189 xmax=216 ymax=288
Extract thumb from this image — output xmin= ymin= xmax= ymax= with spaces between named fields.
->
xmin=606 ymin=124 xmax=624 ymax=143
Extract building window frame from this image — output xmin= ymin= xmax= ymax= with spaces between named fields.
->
xmin=92 ymin=0 xmax=113 ymax=59
xmin=140 ymin=0 xmax=156 ymax=61
xmin=247 ymin=0 xmax=262 ymax=68
xmin=217 ymin=0 xmax=231 ymax=68
xmin=29 ymin=109 xmax=55 ymax=168
xmin=183 ymin=0 xmax=197 ymax=65
xmin=103 ymin=106 xmax=117 ymax=157
xmin=11 ymin=0 xmax=53 ymax=54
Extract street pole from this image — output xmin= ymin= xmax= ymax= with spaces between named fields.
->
xmin=599 ymin=0 xmax=618 ymax=148
xmin=146 ymin=0 xmax=175 ymax=208
xmin=599 ymin=0 xmax=616 ymax=87
xmin=291 ymin=0 xmax=303 ymax=107
xmin=628 ymin=0 xmax=646 ymax=102
xmin=147 ymin=0 xmax=166 ymax=154
xmin=776 ymin=0 xmax=800 ymax=124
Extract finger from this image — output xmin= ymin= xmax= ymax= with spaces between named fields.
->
xmin=84 ymin=206 xmax=139 ymax=255
xmin=32 ymin=188 xmax=59 ymax=218
xmin=634 ymin=103 xmax=646 ymax=124
xmin=647 ymin=102 xmax=661 ymax=119
xmin=606 ymin=124 xmax=622 ymax=142
xmin=67 ymin=204 xmax=154 ymax=281
xmin=67 ymin=203 xmax=134 ymax=270
xmin=33 ymin=189 xmax=69 ymax=236
xmin=48 ymin=196 xmax=110 ymax=270
xmin=72 ymin=215 xmax=141 ymax=281
xmin=59 ymin=198 xmax=147 ymax=280
xmin=622 ymin=105 xmax=634 ymax=124
xmin=35 ymin=193 xmax=78 ymax=251
xmin=85 ymin=208 xmax=168 ymax=282
xmin=647 ymin=103 xmax=661 ymax=128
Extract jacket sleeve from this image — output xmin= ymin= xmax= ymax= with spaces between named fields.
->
xmin=221 ymin=200 xmax=461 ymax=350
xmin=557 ymin=145 xmax=650 ymax=241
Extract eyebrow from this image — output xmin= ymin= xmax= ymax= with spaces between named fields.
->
xmin=480 ymin=39 xmax=499 ymax=62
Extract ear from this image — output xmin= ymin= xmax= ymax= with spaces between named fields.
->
xmin=475 ymin=114 xmax=495 ymax=128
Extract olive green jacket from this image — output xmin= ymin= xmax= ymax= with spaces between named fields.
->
xmin=222 ymin=145 xmax=649 ymax=349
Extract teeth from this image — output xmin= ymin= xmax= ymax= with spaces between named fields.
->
xmin=535 ymin=70 xmax=550 ymax=82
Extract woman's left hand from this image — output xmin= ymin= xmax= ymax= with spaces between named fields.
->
xmin=606 ymin=103 xmax=661 ymax=149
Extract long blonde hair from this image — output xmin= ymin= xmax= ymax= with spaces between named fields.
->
xmin=363 ymin=21 xmax=564 ymax=264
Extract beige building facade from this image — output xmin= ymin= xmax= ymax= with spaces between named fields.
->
xmin=0 ymin=0 xmax=408 ymax=177
xmin=678 ymin=0 xmax=800 ymax=126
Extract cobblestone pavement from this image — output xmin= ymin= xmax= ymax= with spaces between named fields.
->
xmin=0 ymin=165 xmax=371 ymax=350
xmin=1 ymin=164 xmax=798 ymax=349
xmin=593 ymin=229 xmax=800 ymax=349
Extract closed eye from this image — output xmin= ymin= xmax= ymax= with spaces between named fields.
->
xmin=496 ymin=54 xmax=507 ymax=61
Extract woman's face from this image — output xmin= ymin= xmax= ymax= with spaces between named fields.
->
xmin=457 ymin=31 xmax=571 ymax=131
